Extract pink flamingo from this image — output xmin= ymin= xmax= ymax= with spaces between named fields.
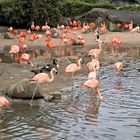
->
xmin=65 ymin=58 xmax=83 ymax=84
xmin=115 ymin=62 xmax=123 ymax=74
xmin=29 ymin=68 xmax=57 ymax=105
xmin=82 ymin=79 xmax=103 ymax=100
xmin=0 ymin=96 xmax=9 ymax=114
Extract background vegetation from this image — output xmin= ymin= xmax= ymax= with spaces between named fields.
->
xmin=0 ymin=0 xmax=139 ymax=28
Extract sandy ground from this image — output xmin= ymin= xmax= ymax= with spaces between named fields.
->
xmin=0 ymin=30 xmax=140 ymax=97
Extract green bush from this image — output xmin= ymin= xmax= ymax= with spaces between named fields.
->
xmin=60 ymin=1 xmax=115 ymax=17
xmin=117 ymin=4 xmax=140 ymax=11
xmin=0 ymin=0 xmax=61 ymax=28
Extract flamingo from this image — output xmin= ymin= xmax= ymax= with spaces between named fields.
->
xmin=130 ymin=26 xmax=140 ymax=33
xmin=129 ymin=21 xmax=133 ymax=30
xmin=20 ymin=31 xmax=27 ymax=38
xmin=0 ymin=96 xmax=9 ymax=114
xmin=29 ymin=68 xmax=57 ymax=105
xmin=9 ymin=45 xmax=19 ymax=62
xmin=88 ymin=39 xmax=103 ymax=59
xmin=65 ymin=58 xmax=83 ymax=84
xmin=21 ymin=44 xmax=28 ymax=53
xmin=100 ymin=22 xmax=107 ymax=34
xmin=82 ymin=79 xmax=103 ymax=100
xmin=35 ymin=25 xmax=40 ymax=31
xmin=27 ymin=28 xmax=31 ymax=34
xmin=19 ymin=53 xmax=34 ymax=67
xmin=88 ymin=71 xmax=97 ymax=80
xmin=31 ymin=21 xmax=35 ymax=30
xmin=87 ymin=59 xmax=100 ymax=72
xmin=115 ymin=62 xmax=123 ymax=74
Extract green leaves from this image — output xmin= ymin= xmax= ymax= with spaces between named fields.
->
xmin=0 ymin=0 xmax=61 ymax=28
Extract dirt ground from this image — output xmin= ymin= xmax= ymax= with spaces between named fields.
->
xmin=0 ymin=30 xmax=140 ymax=97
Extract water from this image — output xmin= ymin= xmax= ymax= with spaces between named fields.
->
xmin=0 ymin=47 xmax=140 ymax=140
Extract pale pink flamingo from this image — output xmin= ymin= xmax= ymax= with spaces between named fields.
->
xmin=100 ymin=22 xmax=107 ymax=34
xmin=87 ymin=58 xmax=100 ymax=72
xmin=130 ymin=26 xmax=140 ymax=33
xmin=129 ymin=21 xmax=133 ymax=30
xmin=115 ymin=62 xmax=123 ymax=74
xmin=35 ymin=34 xmax=43 ymax=41
xmin=88 ymin=39 xmax=103 ymax=59
xmin=29 ymin=68 xmax=57 ymax=105
xmin=8 ymin=27 xmax=13 ymax=33
xmin=81 ymin=79 xmax=103 ymax=100
xmin=65 ymin=58 xmax=83 ymax=84
xmin=27 ymin=28 xmax=31 ymax=34
xmin=88 ymin=71 xmax=97 ymax=80
xmin=35 ymin=25 xmax=40 ymax=31
xmin=63 ymin=36 xmax=69 ymax=47
xmin=9 ymin=45 xmax=19 ymax=62
xmin=31 ymin=21 xmax=35 ymax=30
xmin=0 ymin=96 xmax=9 ymax=114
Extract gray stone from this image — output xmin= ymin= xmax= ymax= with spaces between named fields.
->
xmin=77 ymin=8 xmax=140 ymax=26
xmin=4 ymin=32 xmax=14 ymax=39
xmin=7 ymin=78 xmax=43 ymax=99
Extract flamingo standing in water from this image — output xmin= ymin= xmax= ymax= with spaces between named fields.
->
xmin=0 ymin=96 xmax=9 ymax=114
xmin=65 ymin=58 xmax=83 ymax=84
xmin=29 ymin=68 xmax=57 ymax=105
xmin=115 ymin=62 xmax=123 ymax=74
xmin=82 ymin=79 xmax=103 ymax=100
xmin=88 ymin=39 xmax=103 ymax=59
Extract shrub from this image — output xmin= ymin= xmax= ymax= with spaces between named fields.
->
xmin=117 ymin=4 xmax=140 ymax=11
xmin=0 ymin=0 xmax=61 ymax=28
xmin=60 ymin=1 xmax=115 ymax=17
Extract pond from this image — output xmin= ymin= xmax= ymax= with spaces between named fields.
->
xmin=0 ymin=46 xmax=140 ymax=140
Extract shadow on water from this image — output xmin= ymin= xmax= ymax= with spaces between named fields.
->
xmin=0 ymin=45 xmax=140 ymax=140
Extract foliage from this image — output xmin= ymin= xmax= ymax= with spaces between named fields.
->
xmin=0 ymin=0 xmax=61 ymax=28
xmin=117 ymin=4 xmax=140 ymax=11
xmin=60 ymin=1 xmax=115 ymax=17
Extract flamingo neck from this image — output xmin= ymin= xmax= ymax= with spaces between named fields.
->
xmin=77 ymin=59 xmax=82 ymax=70
xmin=98 ymin=42 xmax=102 ymax=52
xmin=48 ymin=70 xmax=55 ymax=83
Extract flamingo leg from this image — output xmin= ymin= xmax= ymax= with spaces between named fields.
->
xmin=96 ymin=87 xmax=103 ymax=100
xmin=30 ymin=84 xmax=38 ymax=106
xmin=71 ymin=72 xmax=74 ymax=86
xmin=0 ymin=108 xmax=2 ymax=115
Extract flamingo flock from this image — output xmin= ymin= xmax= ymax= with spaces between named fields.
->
xmin=3 ymin=18 xmax=140 ymax=113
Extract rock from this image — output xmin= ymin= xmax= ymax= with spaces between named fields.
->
xmin=7 ymin=78 xmax=43 ymax=99
xmin=50 ymin=28 xmax=61 ymax=38
xmin=0 ymin=26 xmax=8 ymax=32
xmin=77 ymin=8 xmax=140 ymax=26
xmin=98 ymin=0 xmax=140 ymax=5
xmin=3 ymin=32 xmax=14 ymax=39
xmin=50 ymin=91 xmax=62 ymax=99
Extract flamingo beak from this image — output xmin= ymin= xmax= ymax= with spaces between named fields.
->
xmin=55 ymin=70 xmax=58 ymax=74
